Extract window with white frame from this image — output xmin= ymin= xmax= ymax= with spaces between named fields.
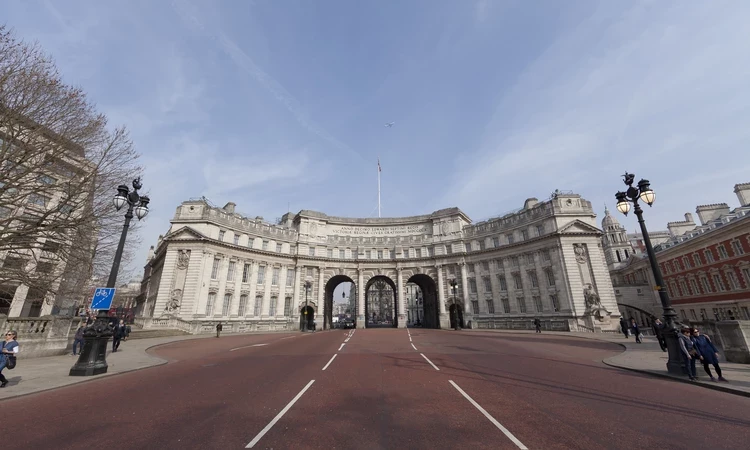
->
xmin=257 ymin=266 xmax=266 ymax=284
xmin=682 ymin=256 xmax=691 ymax=269
xmin=513 ymin=273 xmax=523 ymax=290
xmin=211 ymin=258 xmax=221 ymax=279
xmin=718 ymin=245 xmax=729 ymax=260
xmin=497 ymin=275 xmax=508 ymax=291
xmin=238 ymin=294 xmax=248 ymax=316
xmin=269 ymin=296 xmax=277 ymax=316
xmin=533 ymin=295 xmax=543 ymax=312
xmin=690 ymin=278 xmax=700 ymax=295
xmin=545 ymin=268 xmax=555 ymax=286
xmin=242 ymin=263 xmax=251 ymax=283
xmin=276 ymin=243 xmax=283 ymax=252
xmin=550 ymin=294 xmax=560 ymax=312
xmin=465 ymin=242 xmax=472 ymax=251
xmin=227 ymin=261 xmax=235 ymax=282
xmin=469 ymin=278 xmax=477 ymax=293
xmin=679 ymin=280 xmax=689 ymax=296
xmin=501 ymin=298 xmax=511 ymax=313
xmin=286 ymin=269 xmax=295 ymax=287
xmin=486 ymin=299 xmax=495 ymax=314
xmin=712 ymin=273 xmax=725 ymax=291
xmin=528 ymin=271 xmax=538 ymax=288
xmin=471 ymin=300 xmax=479 ymax=314
xmin=254 ymin=296 xmax=262 ymax=316
xmin=704 ymin=250 xmax=715 ymax=263
xmin=262 ymin=240 xmax=269 ymax=251
xmin=726 ymin=270 xmax=740 ymax=290
xmin=742 ymin=267 xmax=750 ymax=286
xmin=693 ymin=254 xmax=702 ymax=266
xmin=700 ymin=276 xmax=712 ymax=293
xmin=327 ymin=248 xmax=333 ymax=258
xmin=233 ymin=234 xmax=239 ymax=245
xmin=222 ymin=294 xmax=231 ymax=316
xmin=377 ymin=250 xmax=383 ymax=259
xmin=339 ymin=249 xmax=345 ymax=259
xmin=206 ymin=292 xmax=216 ymax=316
xmin=218 ymin=230 xmax=225 ymax=241
xmin=271 ymin=267 xmax=280 ymax=286
xmin=365 ymin=250 xmax=371 ymax=259
xmin=483 ymin=277 xmax=492 ymax=292
xmin=517 ymin=297 xmax=527 ymax=313
xmin=731 ymin=240 xmax=744 ymax=255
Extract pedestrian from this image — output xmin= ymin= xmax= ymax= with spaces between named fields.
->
xmin=72 ymin=322 xmax=86 ymax=356
xmin=630 ymin=318 xmax=642 ymax=343
xmin=216 ymin=322 xmax=223 ymax=338
xmin=533 ymin=318 xmax=541 ymax=333
xmin=124 ymin=323 xmax=131 ymax=341
xmin=619 ymin=317 xmax=629 ymax=338
xmin=0 ymin=330 xmax=20 ymax=388
xmin=678 ymin=327 xmax=700 ymax=381
xmin=112 ymin=319 xmax=127 ymax=352
xmin=692 ymin=328 xmax=727 ymax=382
xmin=652 ymin=318 xmax=666 ymax=351
xmin=313 ymin=320 xmax=317 ymax=332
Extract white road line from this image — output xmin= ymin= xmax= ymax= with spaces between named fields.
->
xmin=322 ymin=354 xmax=337 ymax=371
xmin=448 ymin=380 xmax=528 ymax=449
xmin=409 ymin=336 xmax=412 ymax=342
xmin=281 ymin=336 xmax=296 ymax=340
xmin=411 ymin=343 xmax=418 ymax=351
xmin=420 ymin=353 xmax=440 ymax=371
xmin=246 ymin=379 xmax=316 ymax=448
xmin=338 ymin=343 xmax=346 ymax=351
xmin=344 ymin=338 xmax=350 ymax=342
xmin=229 ymin=343 xmax=268 ymax=352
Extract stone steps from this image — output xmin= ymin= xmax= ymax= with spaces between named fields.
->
xmin=126 ymin=328 xmax=192 ymax=339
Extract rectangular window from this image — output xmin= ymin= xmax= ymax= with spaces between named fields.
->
xmin=226 ymin=261 xmax=235 ymax=282
xmin=493 ymin=237 xmax=500 ymax=248
xmin=27 ymin=194 xmax=50 ymax=207
xmin=497 ymin=275 xmax=508 ymax=291
xmin=339 ymin=249 xmax=345 ymax=259
xmin=365 ymin=250 xmax=372 ymax=259
xmin=465 ymin=242 xmax=472 ymax=252
xmin=257 ymin=266 xmax=266 ymax=284
xmin=483 ymin=277 xmax=492 ymax=292
xmin=309 ymin=247 xmax=316 ymax=256
xmin=416 ymin=248 xmax=422 ymax=258
xmin=513 ymin=273 xmax=523 ymax=290
xmin=39 ymin=174 xmax=57 ymax=185
xmin=377 ymin=250 xmax=383 ymax=259
xmin=701 ymin=276 xmax=711 ymax=293
xmin=718 ymin=245 xmax=729 ymax=260
xmin=511 ymin=256 xmax=519 ymax=267
xmin=486 ymin=299 xmax=495 ymax=314
xmin=726 ymin=271 xmax=740 ymax=290
xmin=731 ymin=240 xmax=744 ymax=256
xmin=248 ymin=238 xmax=255 ymax=248
xmin=545 ymin=268 xmax=555 ymax=286
xmin=478 ymin=240 xmax=485 ymax=251
xmin=242 ymin=264 xmax=251 ymax=283
xmin=541 ymin=249 xmax=551 ymax=261
xmin=690 ymin=309 xmax=697 ymax=320
xmin=276 ymin=243 xmax=283 ymax=252
xmin=468 ymin=263 xmax=475 ymax=273
xmin=529 ymin=271 xmax=539 ymax=288
xmin=286 ymin=269 xmax=295 ymax=287
xmin=254 ymin=296 xmax=263 ymax=316
xmin=679 ymin=280 xmax=689 ymax=296
xmin=471 ymin=300 xmax=479 ymax=314
xmin=218 ymin=230 xmax=225 ymax=241
xmin=327 ymin=248 xmax=333 ymax=258
xmin=550 ymin=294 xmax=560 ymax=312
xmin=712 ymin=273 xmax=725 ymax=291
xmin=222 ymin=294 xmax=231 ymax=316
xmin=682 ymin=256 xmax=691 ymax=269
xmin=233 ymin=234 xmax=239 ymax=245
xmin=211 ymin=258 xmax=221 ymax=279
xmin=272 ymin=267 xmax=280 ymax=286
xmin=743 ymin=268 xmax=750 ymax=286
xmin=521 ymin=229 xmax=529 ymax=241
xmin=206 ymin=293 xmax=216 ymax=316
xmin=533 ymin=296 xmax=543 ymax=312
xmin=693 ymin=254 xmax=701 ymax=267
xmin=482 ymin=261 xmax=489 ymax=271
xmin=445 ymin=245 xmax=452 ymax=255
xmin=704 ymin=250 xmax=714 ymax=263
xmin=269 ymin=296 xmax=277 ymax=316
xmin=469 ymin=278 xmax=477 ymax=293
xmin=42 ymin=240 xmax=61 ymax=254
xmin=307 ymin=267 xmax=314 ymax=277
xmin=517 ymin=297 xmax=527 ymax=313
xmin=506 ymin=234 xmax=514 ymax=244
xmin=536 ymin=225 xmax=544 ymax=236
xmin=501 ymin=298 xmax=511 ymax=313
xmin=262 ymin=240 xmax=269 ymax=251
xmin=284 ymin=297 xmax=292 ymax=316
xmin=690 ymin=278 xmax=699 ymax=295
xmin=238 ymin=295 xmax=248 ymax=316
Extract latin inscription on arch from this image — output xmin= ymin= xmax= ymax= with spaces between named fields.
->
xmin=329 ymin=224 xmax=429 ymax=236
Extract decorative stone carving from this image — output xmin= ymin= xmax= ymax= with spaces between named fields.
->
xmin=574 ymin=244 xmax=587 ymax=263
xmin=377 ymin=268 xmax=383 ymax=275
xmin=176 ymin=249 xmax=191 ymax=269
xmin=338 ymin=268 xmax=344 ymax=275
xmin=165 ymin=289 xmax=182 ymax=313
xmin=583 ymin=283 xmax=610 ymax=321
xmin=415 ymin=267 xmax=422 ymax=274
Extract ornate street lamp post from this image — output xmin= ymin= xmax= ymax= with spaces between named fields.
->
xmin=70 ymin=178 xmax=150 ymax=376
xmin=615 ymin=172 xmax=682 ymax=374
xmin=449 ymin=279 xmax=460 ymax=331
xmin=302 ymin=279 xmax=312 ymax=332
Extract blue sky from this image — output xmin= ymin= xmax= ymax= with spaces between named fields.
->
xmin=5 ymin=0 xmax=750 ymax=276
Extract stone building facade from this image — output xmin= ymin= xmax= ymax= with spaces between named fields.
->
xmin=136 ymin=192 xmax=621 ymax=333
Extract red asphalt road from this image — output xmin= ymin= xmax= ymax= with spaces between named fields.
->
xmin=3 ymin=329 xmax=750 ymax=449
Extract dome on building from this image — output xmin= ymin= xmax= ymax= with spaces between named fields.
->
xmin=601 ymin=205 xmax=620 ymax=229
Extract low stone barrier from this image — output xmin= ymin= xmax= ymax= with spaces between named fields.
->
xmin=0 ymin=314 xmax=82 ymax=358
xmin=688 ymin=320 xmax=750 ymax=364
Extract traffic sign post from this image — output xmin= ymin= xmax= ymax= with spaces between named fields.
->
xmin=90 ymin=288 xmax=116 ymax=311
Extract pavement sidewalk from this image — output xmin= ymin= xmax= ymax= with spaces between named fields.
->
xmin=0 ymin=333 xmax=223 ymax=401
xmin=466 ymin=329 xmax=750 ymax=397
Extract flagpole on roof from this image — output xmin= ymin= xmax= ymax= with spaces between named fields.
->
xmin=377 ymin=157 xmax=381 ymax=218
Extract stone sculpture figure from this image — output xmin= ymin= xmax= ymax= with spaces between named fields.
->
xmin=165 ymin=289 xmax=182 ymax=313
xmin=583 ymin=284 xmax=609 ymax=320
xmin=176 ymin=249 xmax=190 ymax=269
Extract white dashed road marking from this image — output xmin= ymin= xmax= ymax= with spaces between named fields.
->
xmin=246 ymin=380 xmax=316 ymax=448
xmin=229 ymin=343 xmax=268 ymax=352
xmin=322 ymin=354 xmax=337 ymax=371
xmin=411 ymin=343 xmax=418 ymax=351
xmin=420 ymin=353 xmax=439 ymax=371
xmin=338 ymin=343 xmax=345 ymax=351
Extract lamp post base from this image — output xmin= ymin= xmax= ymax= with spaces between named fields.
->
xmin=662 ymin=329 xmax=685 ymax=375
xmin=69 ymin=314 xmax=113 ymax=377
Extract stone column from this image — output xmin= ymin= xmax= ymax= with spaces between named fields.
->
xmin=230 ymin=259 xmax=243 ymax=317
xmin=317 ymin=267 xmax=325 ymax=326
xmin=261 ymin=265 xmax=272 ymax=317
xmin=397 ymin=268 xmax=406 ymax=328
xmin=460 ymin=262 xmax=472 ymax=317
xmin=436 ymin=265 xmax=450 ymax=329
xmin=292 ymin=265 xmax=302 ymax=317
xmin=276 ymin=266 xmax=288 ymax=317
xmin=248 ymin=261 xmax=259 ymax=317
xmin=357 ymin=268 xmax=366 ymax=329
xmin=194 ymin=251 xmax=213 ymax=317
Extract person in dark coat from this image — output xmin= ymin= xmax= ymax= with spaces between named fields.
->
xmin=692 ymin=328 xmax=727 ymax=382
xmin=619 ymin=317 xmax=629 ymax=338
xmin=112 ymin=320 xmax=127 ymax=352
xmin=630 ymin=318 xmax=641 ymax=343
xmin=678 ymin=327 xmax=701 ymax=381
xmin=652 ymin=318 xmax=666 ymax=351
xmin=533 ymin=318 xmax=541 ymax=333
xmin=72 ymin=322 xmax=86 ymax=356
xmin=216 ymin=323 xmax=223 ymax=338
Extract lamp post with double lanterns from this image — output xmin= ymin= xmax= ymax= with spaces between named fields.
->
xmin=615 ymin=172 xmax=682 ymax=374
xmin=302 ymin=279 xmax=312 ymax=332
xmin=449 ymin=279 xmax=460 ymax=330
xmin=69 ymin=177 xmax=150 ymax=376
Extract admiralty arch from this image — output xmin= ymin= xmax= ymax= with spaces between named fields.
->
xmin=135 ymin=192 xmax=621 ymax=334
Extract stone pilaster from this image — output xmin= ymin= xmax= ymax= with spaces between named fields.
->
xmin=397 ymin=268 xmax=406 ymax=328
xmin=261 ymin=265 xmax=272 ymax=317
xmin=317 ymin=267 xmax=325 ymax=324
xmin=293 ymin=265 xmax=302 ymax=314
xmin=229 ymin=258 xmax=243 ymax=317
xmin=436 ymin=265 xmax=450 ymax=328
xmin=276 ymin=266 xmax=288 ymax=317
xmin=460 ymin=262 xmax=471 ymax=314
xmin=357 ymin=268 xmax=366 ymax=328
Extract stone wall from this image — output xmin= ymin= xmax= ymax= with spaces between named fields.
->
xmin=0 ymin=314 xmax=81 ymax=358
xmin=688 ymin=320 xmax=750 ymax=364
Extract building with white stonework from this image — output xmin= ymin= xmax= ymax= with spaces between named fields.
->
xmin=135 ymin=192 xmax=621 ymax=334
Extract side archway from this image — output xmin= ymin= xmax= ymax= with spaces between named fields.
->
xmin=364 ymin=275 xmax=398 ymax=328
xmin=324 ymin=274 xmax=356 ymax=330
xmin=406 ymin=274 xmax=440 ymax=329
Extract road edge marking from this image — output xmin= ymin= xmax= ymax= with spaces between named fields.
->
xmin=448 ymin=380 xmax=528 ymax=449
xmin=420 ymin=353 xmax=440 ymax=371
xmin=246 ymin=379 xmax=316 ymax=448
xmin=411 ymin=343 xmax=418 ymax=351
xmin=322 ymin=354 xmax=337 ymax=371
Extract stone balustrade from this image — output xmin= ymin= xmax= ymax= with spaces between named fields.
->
xmin=688 ymin=320 xmax=750 ymax=363
xmin=136 ymin=316 xmax=295 ymax=335
xmin=0 ymin=314 xmax=82 ymax=358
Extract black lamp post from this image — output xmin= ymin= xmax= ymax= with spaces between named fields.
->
xmin=449 ymin=279 xmax=460 ymax=331
xmin=302 ymin=279 xmax=312 ymax=332
xmin=70 ymin=177 xmax=150 ymax=376
xmin=615 ymin=172 xmax=682 ymax=374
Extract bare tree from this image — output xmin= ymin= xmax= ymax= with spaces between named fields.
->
xmin=0 ymin=26 xmax=142 ymax=315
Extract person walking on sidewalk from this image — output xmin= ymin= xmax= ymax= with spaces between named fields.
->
xmin=72 ymin=322 xmax=86 ymax=356
xmin=112 ymin=320 xmax=127 ymax=352
xmin=533 ymin=318 xmax=542 ymax=333
xmin=620 ymin=317 xmax=629 ymax=338
xmin=216 ymin=322 xmax=223 ymax=338
xmin=0 ymin=330 xmax=20 ymax=388
xmin=630 ymin=318 xmax=642 ymax=343
xmin=652 ymin=318 xmax=666 ymax=351
xmin=678 ymin=327 xmax=701 ymax=381
xmin=692 ymin=328 xmax=727 ymax=382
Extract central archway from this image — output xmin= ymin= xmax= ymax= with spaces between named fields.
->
xmin=324 ymin=274 xmax=356 ymax=330
xmin=365 ymin=275 xmax=399 ymax=328
xmin=406 ymin=274 xmax=440 ymax=329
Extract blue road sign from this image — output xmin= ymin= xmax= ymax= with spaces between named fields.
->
xmin=91 ymin=287 xmax=116 ymax=310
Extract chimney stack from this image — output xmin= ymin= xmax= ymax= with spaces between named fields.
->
xmin=734 ymin=182 xmax=750 ymax=206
